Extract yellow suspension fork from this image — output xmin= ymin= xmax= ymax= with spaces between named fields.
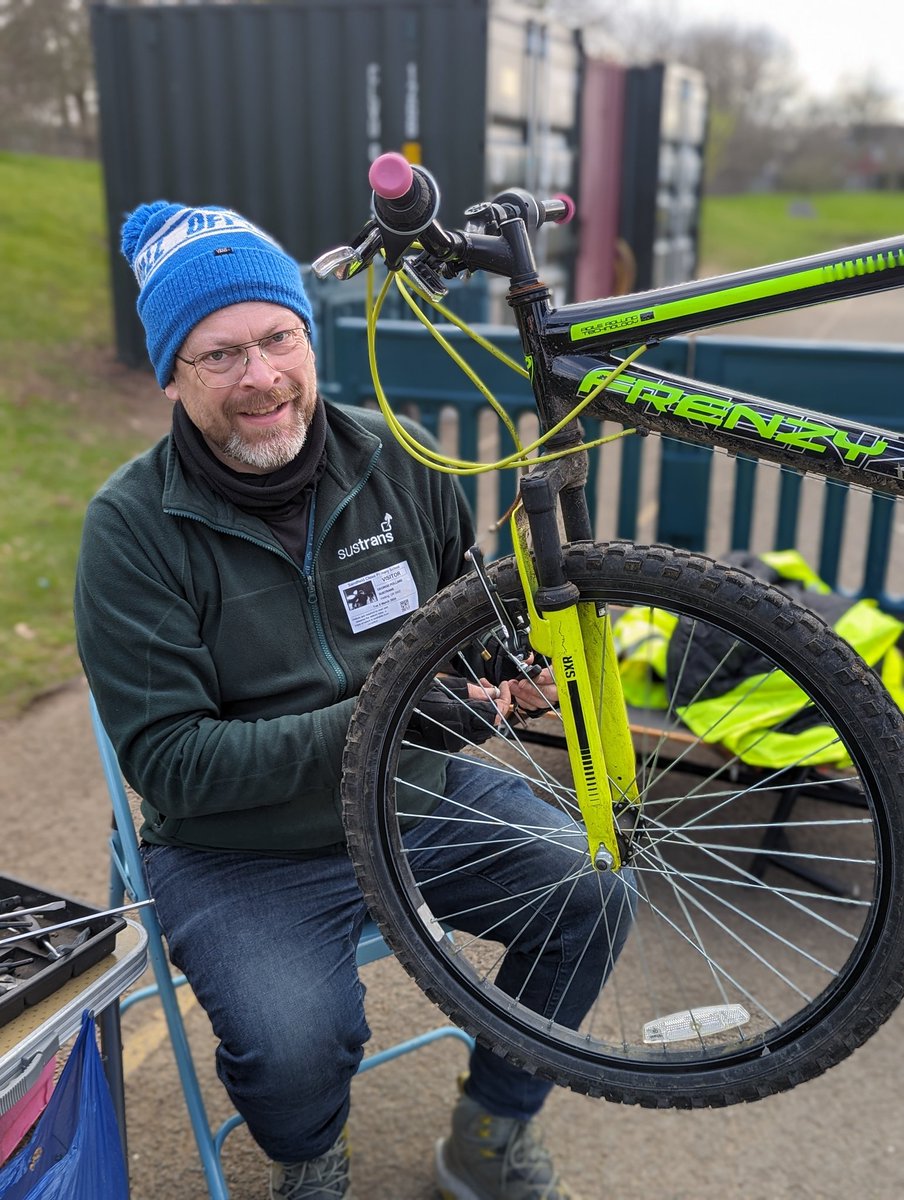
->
xmin=511 ymin=496 xmax=638 ymax=873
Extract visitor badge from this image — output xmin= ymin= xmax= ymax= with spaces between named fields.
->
xmin=339 ymin=561 xmax=419 ymax=633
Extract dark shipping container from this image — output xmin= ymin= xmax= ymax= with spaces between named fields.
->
xmin=91 ymin=0 xmax=582 ymax=367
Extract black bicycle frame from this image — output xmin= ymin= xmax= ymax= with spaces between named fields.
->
xmin=496 ymin=233 xmax=904 ymax=539
xmin=371 ymin=199 xmax=904 ymax=566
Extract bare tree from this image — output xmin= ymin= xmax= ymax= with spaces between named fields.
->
xmin=0 ymin=0 xmax=96 ymax=155
xmin=0 ymin=0 xmax=254 ymax=155
xmin=646 ymin=18 xmax=804 ymax=191
xmin=831 ymin=78 xmax=897 ymax=126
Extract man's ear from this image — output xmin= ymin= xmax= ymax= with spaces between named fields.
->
xmin=164 ymin=377 xmax=180 ymax=403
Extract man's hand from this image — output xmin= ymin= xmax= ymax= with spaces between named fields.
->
xmin=406 ymin=665 xmax=558 ymax=754
xmin=406 ymin=677 xmax=503 ymax=753
xmin=498 ymin=666 xmax=557 ymax=721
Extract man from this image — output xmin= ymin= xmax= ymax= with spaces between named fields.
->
xmin=76 ymin=201 xmax=634 ymax=1199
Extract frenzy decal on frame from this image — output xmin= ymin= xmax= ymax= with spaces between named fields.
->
xmin=576 ymin=369 xmax=890 ymax=467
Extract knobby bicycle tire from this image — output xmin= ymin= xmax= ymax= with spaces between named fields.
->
xmin=341 ymin=542 xmax=904 ymax=1107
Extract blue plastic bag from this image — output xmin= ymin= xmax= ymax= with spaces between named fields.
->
xmin=0 ymin=1011 xmax=128 ymax=1199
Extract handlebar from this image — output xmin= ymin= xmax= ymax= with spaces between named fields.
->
xmin=369 ymin=153 xmax=442 ymax=237
xmin=312 ymin=152 xmax=574 ymax=286
xmin=368 ymin=151 xmax=573 ymax=239
xmin=479 ymin=186 xmax=576 ymax=231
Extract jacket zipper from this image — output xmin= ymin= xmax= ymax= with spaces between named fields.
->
xmin=164 ymin=441 xmax=382 ymax=700
xmin=301 ymin=444 xmax=383 ymax=695
xmin=300 ymin=493 xmax=346 ymax=691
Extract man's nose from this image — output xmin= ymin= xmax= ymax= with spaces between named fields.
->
xmin=240 ymin=346 xmax=281 ymax=388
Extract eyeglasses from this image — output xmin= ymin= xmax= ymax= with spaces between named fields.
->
xmin=175 ymin=326 xmax=310 ymax=388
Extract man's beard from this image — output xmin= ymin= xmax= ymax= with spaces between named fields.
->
xmin=220 ymin=384 xmax=311 ymax=471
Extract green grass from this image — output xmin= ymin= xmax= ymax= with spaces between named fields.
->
xmin=0 ymin=152 xmax=112 ymax=345
xmin=2 ymin=153 xmax=904 ymax=716
xmin=0 ymin=152 xmax=161 ymax=716
xmin=699 ymin=191 xmax=904 ymax=274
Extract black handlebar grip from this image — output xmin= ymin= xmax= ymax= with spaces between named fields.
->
xmin=369 ymin=152 xmax=441 ymax=236
xmin=490 ymin=187 xmax=576 ymax=230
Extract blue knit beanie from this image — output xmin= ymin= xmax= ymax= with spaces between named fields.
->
xmin=120 ymin=202 xmax=315 ymax=387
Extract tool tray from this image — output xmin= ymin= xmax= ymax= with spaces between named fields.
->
xmin=0 ymin=876 xmax=125 ymax=1028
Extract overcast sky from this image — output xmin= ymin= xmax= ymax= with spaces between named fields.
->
xmin=655 ymin=0 xmax=903 ymax=114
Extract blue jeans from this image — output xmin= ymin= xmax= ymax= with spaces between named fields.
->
xmin=143 ymin=756 xmax=634 ymax=1163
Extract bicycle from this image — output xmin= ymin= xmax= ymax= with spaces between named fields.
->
xmin=313 ymin=153 xmax=904 ymax=1109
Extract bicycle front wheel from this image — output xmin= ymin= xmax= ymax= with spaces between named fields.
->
xmin=342 ymin=542 xmax=904 ymax=1107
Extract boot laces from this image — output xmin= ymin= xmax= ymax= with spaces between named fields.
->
xmin=502 ymin=1121 xmax=571 ymax=1200
xmin=272 ymin=1135 xmax=349 ymax=1198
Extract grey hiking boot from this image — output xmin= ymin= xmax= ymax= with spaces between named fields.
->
xmin=435 ymin=1089 xmax=578 ymax=1200
xmin=270 ymin=1127 xmax=352 ymax=1199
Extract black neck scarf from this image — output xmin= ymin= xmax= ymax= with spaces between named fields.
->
xmin=171 ymin=397 xmax=328 ymax=560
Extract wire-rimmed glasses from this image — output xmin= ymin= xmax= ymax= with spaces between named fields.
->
xmin=175 ymin=326 xmax=310 ymax=388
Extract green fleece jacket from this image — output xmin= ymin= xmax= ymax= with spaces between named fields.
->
xmin=75 ymin=402 xmax=474 ymax=853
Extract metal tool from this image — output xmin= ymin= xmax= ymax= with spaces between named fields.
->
xmin=0 ymin=900 xmax=66 ymax=919
xmin=0 ymin=898 xmax=154 ymax=950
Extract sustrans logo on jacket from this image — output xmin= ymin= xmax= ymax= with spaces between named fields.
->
xmin=337 ymin=513 xmax=395 ymax=561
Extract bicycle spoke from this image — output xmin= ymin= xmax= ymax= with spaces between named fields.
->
xmin=343 ymin=544 xmax=904 ymax=1105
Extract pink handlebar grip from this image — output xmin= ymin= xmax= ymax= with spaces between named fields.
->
xmin=369 ymin=153 xmax=414 ymax=199
xmin=553 ymin=193 xmax=576 ymax=223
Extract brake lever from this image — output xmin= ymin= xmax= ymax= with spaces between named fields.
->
xmin=312 ymin=221 xmax=383 ymax=280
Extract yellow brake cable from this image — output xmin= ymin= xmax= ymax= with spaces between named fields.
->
xmin=364 ymin=261 xmax=648 ymax=476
